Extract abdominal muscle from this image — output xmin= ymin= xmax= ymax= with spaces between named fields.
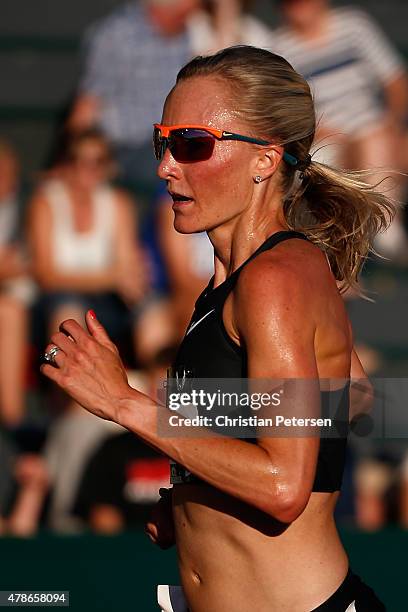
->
xmin=172 ymin=483 xmax=349 ymax=612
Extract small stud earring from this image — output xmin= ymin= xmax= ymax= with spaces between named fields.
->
xmin=254 ymin=176 xmax=263 ymax=184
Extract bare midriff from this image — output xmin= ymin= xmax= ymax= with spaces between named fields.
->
xmin=172 ymin=483 xmax=348 ymax=612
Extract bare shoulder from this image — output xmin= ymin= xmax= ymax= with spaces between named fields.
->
xmin=235 ymin=237 xmax=333 ymax=310
xmin=232 ymin=238 xmax=329 ymax=377
xmin=231 ymin=236 xmax=352 ymax=379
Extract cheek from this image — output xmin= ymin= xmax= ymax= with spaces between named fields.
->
xmin=189 ymin=143 xmax=252 ymax=201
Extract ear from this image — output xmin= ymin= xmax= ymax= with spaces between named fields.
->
xmin=252 ymin=146 xmax=283 ymax=182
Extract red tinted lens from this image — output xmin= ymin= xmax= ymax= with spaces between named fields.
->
xmin=169 ymin=129 xmax=216 ymax=163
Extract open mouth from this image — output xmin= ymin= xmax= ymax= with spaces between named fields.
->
xmin=169 ymin=191 xmax=194 ymax=204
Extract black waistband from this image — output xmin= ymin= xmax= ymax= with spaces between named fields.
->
xmin=311 ymin=569 xmax=386 ymax=611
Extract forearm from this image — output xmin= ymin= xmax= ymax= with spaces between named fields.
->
xmin=118 ymin=390 xmax=295 ymax=520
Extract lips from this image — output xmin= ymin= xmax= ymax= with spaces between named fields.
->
xmin=169 ymin=191 xmax=194 ymax=203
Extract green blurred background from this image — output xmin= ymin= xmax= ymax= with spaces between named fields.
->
xmin=1 ymin=529 xmax=406 ymax=611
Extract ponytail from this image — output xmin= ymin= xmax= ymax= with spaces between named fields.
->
xmin=283 ymin=161 xmax=397 ymax=292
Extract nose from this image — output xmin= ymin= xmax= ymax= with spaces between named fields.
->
xmin=157 ymin=148 xmax=182 ymax=181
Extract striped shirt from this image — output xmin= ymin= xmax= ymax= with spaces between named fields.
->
xmin=271 ymin=7 xmax=404 ymax=136
xmin=79 ymin=2 xmax=191 ymax=146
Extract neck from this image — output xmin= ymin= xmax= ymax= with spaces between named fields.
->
xmin=208 ymin=184 xmax=287 ymax=287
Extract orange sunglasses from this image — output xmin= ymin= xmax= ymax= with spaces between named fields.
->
xmin=153 ymin=123 xmax=299 ymax=166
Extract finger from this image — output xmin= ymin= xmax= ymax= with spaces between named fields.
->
xmin=40 ymin=362 xmax=64 ymax=384
xmin=59 ymin=319 xmax=90 ymax=345
xmin=85 ymin=310 xmax=117 ymax=351
xmin=44 ymin=344 xmax=66 ymax=369
xmin=52 ymin=349 xmax=66 ymax=368
xmin=50 ymin=332 xmax=76 ymax=356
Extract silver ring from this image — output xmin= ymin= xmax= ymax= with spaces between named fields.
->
xmin=44 ymin=346 xmax=60 ymax=365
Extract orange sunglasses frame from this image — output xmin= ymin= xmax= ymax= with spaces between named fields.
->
xmin=153 ymin=123 xmax=299 ymax=167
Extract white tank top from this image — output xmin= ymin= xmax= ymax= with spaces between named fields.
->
xmin=187 ymin=232 xmax=214 ymax=278
xmin=44 ymin=180 xmax=115 ymax=272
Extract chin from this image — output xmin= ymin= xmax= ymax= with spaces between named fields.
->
xmin=173 ymin=214 xmax=207 ymax=235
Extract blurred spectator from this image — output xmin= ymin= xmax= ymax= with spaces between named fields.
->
xmin=272 ymin=0 xmax=408 ymax=258
xmin=73 ymin=432 xmax=169 ymax=534
xmin=68 ymin=0 xmax=202 ymax=221
xmin=3 ymin=344 xmax=175 ymax=535
xmin=73 ymin=344 xmax=173 ymax=534
xmin=351 ymin=379 xmax=408 ymax=531
xmin=42 ymin=404 xmax=121 ymax=532
xmin=6 ymin=453 xmax=49 ymax=537
xmin=353 ymin=441 xmax=408 ymax=531
xmin=28 ymin=128 xmax=145 ymax=337
xmin=156 ymin=186 xmax=213 ymax=337
xmin=188 ymin=0 xmax=272 ymax=54
xmin=4 ymin=404 xmax=121 ymax=535
xmin=0 ymin=140 xmax=35 ymax=427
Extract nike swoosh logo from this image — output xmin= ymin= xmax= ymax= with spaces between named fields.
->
xmin=185 ymin=309 xmax=215 ymax=336
xmin=345 ymin=602 xmax=356 ymax=612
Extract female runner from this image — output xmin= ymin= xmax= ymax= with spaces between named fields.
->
xmin=41 ymin=47 xmax=393 ymax=611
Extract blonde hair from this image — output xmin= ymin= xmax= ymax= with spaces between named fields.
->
xmin=176 ymin=46 xmax=396 ymax=292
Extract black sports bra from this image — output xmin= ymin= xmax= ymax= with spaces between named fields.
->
xmin=169 ymin=231 xmax=349 ymax=492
